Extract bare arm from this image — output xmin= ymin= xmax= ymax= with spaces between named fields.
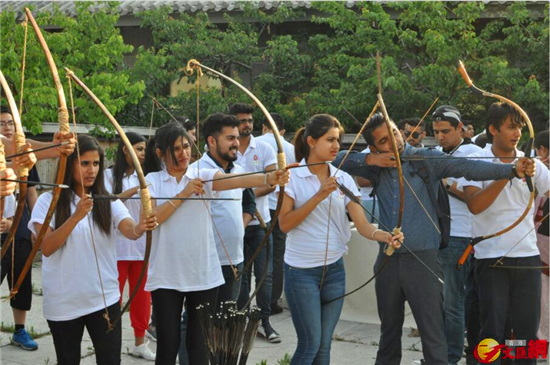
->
xmin=27 ymin=186 xmax=38 ymax=212
xmin=211 ymin=165 xmax=288 ymax=192
xmin=463 ymin=181 xmax=509 ymax=215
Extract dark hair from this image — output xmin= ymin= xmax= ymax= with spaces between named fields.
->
xmin=228 ymin=103 xmax=254 ymax=116
xmin=144 ymin=121 xmax=190 ymax=174
xmin=183 ymin=120 xmax=195 ymax=132
xmin=202 ymin=113 xmax=240 ymax=148
xmin=111 ymin=132 xmax=146 ymax=194
xmin=0 ymin=106 xmax=11 ymax=115
xmin=475 ymin=132 xmax=488 ymax=149
xmin=535 ymin=130 xmax=549 ymax=149
xmin=405 ymin=118 xmax=425 ymax=132
xmin=463 ymin=120 xmax=474 ymax=127
xmin=294 ymin=114 xmax=343 ymax=161
xmin=262 ymin=113 xmax=285 ymax=131
xmin=55 ymin=135 xmax=111 ymax=235
xmin=486 ymin=102 xmax=525 ymax=143
xmin=397 ymin=119 xmax=408 ymax=131
xmin=361 ymin=112 xmax=391 ymax=147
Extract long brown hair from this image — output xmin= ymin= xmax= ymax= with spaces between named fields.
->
xmin=55 ymin=135 xmax=112 ymax=235
xmin=293 ymin=114 xmax=343 ymax=161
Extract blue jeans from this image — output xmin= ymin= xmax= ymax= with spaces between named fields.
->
xmin=361 ymin=199 xmax=379 ymax=223
xmin=238 ymin=224 xmax=273 ymax=319
xmin=440 ymin=236 xmax=470 ymax=365
xmin=284 ymin=258 xmax=346 ymax=365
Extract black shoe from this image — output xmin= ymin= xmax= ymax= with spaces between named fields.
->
xmin=271 ymin=303 xmax=283 ymax=315
xmin=257 ymin=319 xmax=281 ymax=343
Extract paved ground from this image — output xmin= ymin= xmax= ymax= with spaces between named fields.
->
xmin=0 ymin=261 xmax=469 ymax=365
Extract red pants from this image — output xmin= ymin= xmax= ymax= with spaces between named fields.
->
xmin=117 ymin=260 xmax=151 ymax=338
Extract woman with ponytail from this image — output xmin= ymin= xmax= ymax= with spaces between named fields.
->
xmin=279 ymin=114 xmax=403 ymax=365
xmin=104 ymin=132 xmax=155 ymax=361
xmin=28 ymin=135 xmax=157 ymax=365
xmin=143 ymin=121 xmax=290 ymax=365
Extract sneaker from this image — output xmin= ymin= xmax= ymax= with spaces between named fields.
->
xmin=271 ymin=303 xmax=283 ymax=315
xmin=257 ymin=319 xmax=281 ymax=343
xmin=131 ymin=341 xmax=156 ymax=361
xmin=146 ymin=325 xmax=157 ymax=342
xmin=11 ymin=328 xmax=38 ymax=351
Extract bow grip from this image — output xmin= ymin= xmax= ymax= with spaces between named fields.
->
xmin=384 ymin=227 xmax=401 ymax=256
xmin=523 ymin=138 xmax=535 ymax=192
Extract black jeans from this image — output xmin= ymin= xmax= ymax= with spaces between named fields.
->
xmin=1 ymin=238 xmax=33 ymax=310
xmin=47 ymin=303 xmax=121 ymax=365
xmin=270 ymin=209 xmax=287 ymax=306
xmin=152 ymin=287 xmax=218 ymax=365
xmin=374 ymin=249 xmax=447 ymax=365
xmin=475 ymin=255 xmax=541 ymax=365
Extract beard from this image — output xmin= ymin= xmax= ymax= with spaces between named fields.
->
xmin=239 ymin=128 xmax=252 ymax=137
xmin=218 ymin=145 xmax=238 ymax=162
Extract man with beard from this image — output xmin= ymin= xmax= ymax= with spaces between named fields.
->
xmin=191 ymin=113 xmax=257 ymax=304
xmin=229 ymin=103 xmax=281 ymax=343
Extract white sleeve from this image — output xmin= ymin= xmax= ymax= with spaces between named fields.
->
xmin=534 ymin=160 xmax=549 ymax=195
xmin=27 ymin=192 xmax=55 ymax=235
xmin=282 ymin=178 xmax=297 ymax=200
xmin=112 ymin=200 xmax=132 ymax=229
xmin=103 ymin=168 xmax=114 ymax=194
xmin=3 ymin=194 xmax=16 ymax=218
xmin=199 ymin=168 xmax=218 ymax=197
xmin=263 ymin=143 xmax=277 ymax=168
xmin=145 ymin=174 xmax=157 ymax=198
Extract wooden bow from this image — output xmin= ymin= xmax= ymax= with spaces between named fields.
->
xmin=65 ymin=68 xmax=154 ymax=331
xmin=11 ymin=8 xmax=71 ymax=298
xmin=456 ymin=60 xmax=536 ymax=268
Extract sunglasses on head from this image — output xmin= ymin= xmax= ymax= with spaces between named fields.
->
xmin=404 ymin=131 xmax=421 ymax=139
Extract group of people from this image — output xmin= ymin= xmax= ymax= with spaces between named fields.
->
xmin=0 ymin=97 xmax=548 ymax=365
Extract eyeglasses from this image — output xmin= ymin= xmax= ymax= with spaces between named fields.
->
xmin=239 ymin=118 xmax=253 ymax=124
xmin=0 ymin=121 xmax=14 ymax=128
xmin=404 ymin=131 xmax=421 ymax=139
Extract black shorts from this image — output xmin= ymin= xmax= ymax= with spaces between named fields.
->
xmin=1 ymin=238 xmax=33 ymax=311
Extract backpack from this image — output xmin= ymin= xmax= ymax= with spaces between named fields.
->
xmin=410 ymin=160 xmax=451 ymax=250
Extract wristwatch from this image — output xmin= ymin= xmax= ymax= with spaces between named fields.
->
xmin=445 ymin=180 xmax=453 ymax=190
xmin=511 ymin=164 xmax=520 ymax=179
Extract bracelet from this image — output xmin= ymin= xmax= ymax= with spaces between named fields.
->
xmin=133 ymin=224 xmax=142 ymax=238
xmin=371 ymin=229 xmax=382 ymax=241
xmin=168 ymin=200 xmax=177 ymax=209
xmin=511 ymin=164 xmax=520 ymax=179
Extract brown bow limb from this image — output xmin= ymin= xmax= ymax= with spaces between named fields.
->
xmin=0 ymin=140 xmax=6 ymax=227
xmin=0 ymin=71 xmax=31 ymax=260
xmin=185 ymin=59 xmax=286 ymax=307
xmin=65 ymin=68 xmax=154 ymax=331
xmin=456 ymin=61 xmax=536 ymax=268
xmin=11 ymin=9 xmax=70 ymax=299
xmin=405 ymin=97 xmax=440 ymax=144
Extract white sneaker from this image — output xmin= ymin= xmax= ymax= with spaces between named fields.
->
xmin=131 ymin=341 xmax=156 ymax=361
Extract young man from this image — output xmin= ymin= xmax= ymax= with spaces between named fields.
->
xmin=1 ymin=107 xmax=42 ymax=351
xmin=334 ymin=112 xmax=534 ymax=365
xmin=461 ymin=102 xmax=549 ymax=365
xmin=432 ymin=105 xmax=481 ymax=365
xmin=404 ymin=118 xmax=427 ymax=147
xmin=462 ymin=120 xmax=475 ymax=140
xmin=255 ymin=113 xmax=295 ymax=314
xmin=229 ymin=103 xmax=281 ymax=343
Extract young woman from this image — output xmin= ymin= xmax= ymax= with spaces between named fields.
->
xmin=104 ymin=132 xmax=155 ymax=361
xmin=278 ymin=114 xmax=403 ymax=365
xmin=143 ymin=121 xmax=289 ymax=365
xmin=28 ymin=135 xmax=157 ymax=365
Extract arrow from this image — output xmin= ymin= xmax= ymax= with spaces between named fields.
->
xmin=1 ymin=179 xmax=69 ymax=189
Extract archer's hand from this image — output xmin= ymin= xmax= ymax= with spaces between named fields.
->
xmin=12 ymin=143 xmax=36 ymax=171
xmin=139 ymin=210 xmax=158 ymax=232
xmin=515 ymin=157 xmax=536 ymax=178
xmin=0 ymin=217 xmax=12 ymax=233
xmin=315 ymin=176 xmax=338 ymax=201
xmin=74 ymin=194 xmax=93 ymax=221
xmin=0 ymin=168 xmax=17 ymax=196
xmin=366 ymin=152 xmax=398 ymax=168
xmin=378 ymin=230 xmax=403 ymax=249
xmin=53 ymin=132 xmax=76 ymax=157
xmin=267 ymin=169 xmax=290 ymax=187
xmin=183 ymin=178 xmax=205 ymax=196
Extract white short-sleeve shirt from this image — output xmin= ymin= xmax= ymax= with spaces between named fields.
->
xmin=235 ymin=135 xmax=277 ymax=225
xmin=190 ymin=154 xmax=245 ymax=266
xmin=145 ymin=168 xmax=224 ymax=292
xmin=283 ymin=159 xmax=360 ymax=268
xmin=104 ymin=168 xmax=147 ymax=260
xmin=255 ymin=133 xmax=296 ymax=210
xmin=28 ymin=192 xmax=131 ymax=321
xmin=460 ymin=147 xmax=550 ymax=259
xmin=436 ymin=143 xmax=482 ymax=238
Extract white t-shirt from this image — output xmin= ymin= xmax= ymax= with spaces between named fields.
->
xmin=145 ymin=168 xmax=224 ymax=292
xmin=104 ymin=168 xmax=147 ymax=260
xmin=190 ymin=154 xmax=245 ymax=266
xmin=358 ymin=147 xmax=373 ymax=201
xmin=255 ymin=133 xmax=296 ymax=210
xmin=3 ymin=194 xmax=16 ymax=219
xmin=28 ymin=192 xmax=131 ymax=321
xmin=283 ymin=159 xmax=360 ymax=268
xmin=436 ymin=142 xmax=482 ymax=237
xmin=460 ymin=147 xmax=550 ymax=259
xmin=236 ymin=135 xmax=277 ymax=225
